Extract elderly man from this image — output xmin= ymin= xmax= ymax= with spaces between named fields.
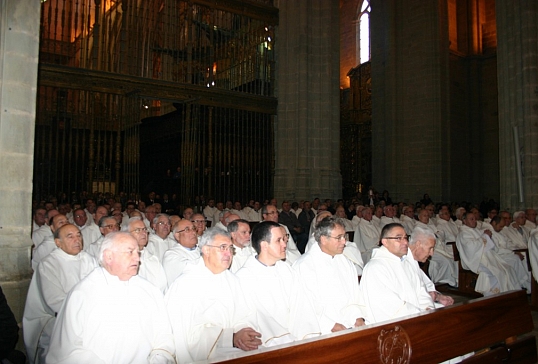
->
xmin=203 ymin=198 xmax=217 ymax=226
xmin=163 ymin=219 xmax=200 ymax=286
xmin=87 ymin=216 xmax=120 ymax=259
xmin=93 ymin=205 xmax=109 ymax=226
xmin=263 ymin=204 xmax=301 ymax=261
xmin=436 ymin=209 xmax=459 ymax=244
xmin=191 ymin=212 xmax=207 ymax=241
xmin=335 ymin=205 xmax=355 ymax=232
xmin=31 ymin=214 xmax=70 ymax=270
xmin=31 ymin=209 xmax=58 ymax=248
xmin=359 ymin=223 xmax=435 ymax=324
xmin=406 ymin=226 xmax=454 ymax=307
xmin=379 ymin=204 xmax=400 ymax=229
xmin=353 ymin=207 xmax=381 ymax=264
xmin=72 ymin=208 xmax=101 ymax=250
xmin=501 ymin=211 xmax=530 ymax=250
xmin=236 ymin=222 xmax=320 ymax=345
xmin=293 ymin=217 xmax=366 ymax=334
xmin=147 ymin=213 xmax=175 ymax=262
xmin=32 ymin=207 xmax=47 ymax=232
xmin=228 ymin=219 xmax=256 ymax=273
xmin=351 ymin=204 xmax=364 ymax=229
xmin=123 ymin=217 xmax=167 ymax=293
xmin=525 ymin=209 xmax=537 ymax=230
xmin=182 ymin=207 xmax=194 ymax=221
xmin=165 ymin=228 xmax=261 ymax=363
xmin=415 ymin=209 xmax=457 ymax=287
xmin=46 ymin=232 xmax=175 ymax=363
xmin=24 ymin=224 xmax=97 ymax=363
xmin=144 ymin=204 xmax=157 ymax=232
xmin=457 ymin=212 xmax=522 ymax=296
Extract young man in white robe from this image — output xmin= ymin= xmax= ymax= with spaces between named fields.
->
xmin=162 ymin=219 xmax=201 ymax=286
xmin=236 ymin=222 xmax=321 ymax=346
xmin=165 ymin=228 xmax=262 ymax=363
xmin=228 ymin=219 xmax=256 ymax=273
xmin=456 ymin=212 xmax=522 ymax=296
xmin=293 ymin=217 xmax=366 ymax=335
xmin=262 ymin=204 xmax=301 ymax=262
xmin=24 ymin=224 xmax=97 ymax=363
xmin=46 ymin=232 xmax=175 ymax=364
xmin=123 ymin=217 xmax=167 ymax=293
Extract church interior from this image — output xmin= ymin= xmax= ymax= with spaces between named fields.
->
xmin=1 ymin=0 xmax=538 ymax=359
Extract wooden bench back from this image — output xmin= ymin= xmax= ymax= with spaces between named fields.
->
xmin=216 ymin=290 xmax=535 ymax=363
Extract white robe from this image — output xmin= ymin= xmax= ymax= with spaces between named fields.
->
xmin=379 ymin=216 xmax=400 ymax=230
xmin=46 ymin=267 xmax=175 ymax=364
xmin=162 ymin=245 xmax=201 ymax=286
xmin=23 ymin=249 xmax=97 ymax=364
xmin=236 ymin=256 xmax=321 ymax=344
xmin=165 ymin=259 xmax=259 ymax=363
xmin=147 ymin=234 xmax=176 ymax=263
xmin=500 ymin=225 xmax=529 ymax=250
xmin=139 ymin=248 xmax=168 ymax=293
xmin=293 ymin=243 xmax=365 ymax=334
xmin=353 ymin=219 xmax=381 ymax=264
xmin=281 ymin=224 xmax=301 ymax=265
xmin=456 ymin=225 xmax=521 ymax=296
xmin=31 ymin=236 xmax=56 ymax=271
xmin=360 ymin=246 xmax=434 ymax=324
xmin=436 ymin=218 xmax=460 ymax=245
xmin=203 ymin=205 xmax=217 ymax=224
xmin=400 ymin=215 xmax=416 ymax=235
xmin=415 ymin=221 xmax=457 ymax=286
xmin=32 ymin=225 xmax=52 ymax=248
xmin=76 ymin=223 xmax=101 ymax=252
xmin=490 ymin=230 xmax=531 ymax=292
xmin=351 ymin=215 xmax=361 ymax=229
xmin=229 ymin=244 xmax=256 ymax=273
xmin=87 ymin=235 xmax=104 ymax=259
xmin=529 ymin=229 xmax=538 ymax=281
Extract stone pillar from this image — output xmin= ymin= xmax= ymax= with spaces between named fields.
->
xmin=370 ymin=0 xmax=451 ymax=203
xmin=0 ymin=0 xmax=41 ymax=339
xmin=273 ymin=0 xmax=341 ymax=203
xmin=496 ymin=1 xmax=538 ymax=210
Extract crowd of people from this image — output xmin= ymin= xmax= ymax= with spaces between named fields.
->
xmin=19 ymin=190 xmax=538 ymax=363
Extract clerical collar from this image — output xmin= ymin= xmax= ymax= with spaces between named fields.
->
xmin=181 ymin=245 xmax=197 ymax=251
xmin=400 ymin=254 xmax=407 ymax=262
xmin=255 ymin=255 xmax=275 ymax=267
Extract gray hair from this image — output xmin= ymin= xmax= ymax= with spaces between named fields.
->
xmin=409 ymin=226 xmax=436 ymax=245
xmin=98 ymin=231 xmax=132 ymax=266
xmin=152 ymin=213 xmax=170 ymax=225
xmin=121 ymin=217 xmax=143 ymax=232
xmin=99 ymin=216 xmax=116 ymax=228
xmin=513 ymin=210 xmax=525 ymax=220
xmin=313 ymin=217 xmax=345 ymax=243
xmin=198 ymin=227 xmax=231 ymax=251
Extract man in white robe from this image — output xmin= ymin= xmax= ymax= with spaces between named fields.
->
xmin=501 ymin=211 xmax=530 ymax=250
xmin=353 ymin=207 xmax=381 ymax=264
xmin=456 ymin=212 xmax=522 ymax=296
xmin=335 ymin=205 xmax=355 ymax=232
xmin=227 ymin=219 xmax=256 ymax=273
xmin=162 ymin=219 xmax=200 ymax=286
xmin=123 ymin=217 xmax=167 ymax=293
xmin=294 ymin=217 xmax=366 ymax=335
xmin=24 ymin=224 xmax=97 ymax=363
xmin=46 ymin=232 xmax=175 ymax=364
xmin=351 ymin=205 xmax=364 ymax=229
xmin=400 ymin=205 xmax=416 ymax=235
xmin=263 ymin=204 xmax=301 ymax=262
xmin=72 ymin=208 xmax=101 ymax=251
xmin=415 ymin=210 xmax=457 ymax=287
xmin=88 ymin=216 xmax=120 ymax=259
xmin=165 ymin=228 xmax=261 ymax=363
xmin=203 ymin=199 xmax=217 ymax=226
xmin=436 ymin=209 xmax=460 ymax=244
xmin=525 ymin=209 xmax=537 ymax=230
xmin=406 ymin=226 xmax=454 ymax=307
xmin=31 ymin=214 xmax=70 ymax=270
xmin=379 ymin=205 xmax=400 ymax=229
xmin=32 ymin=208 xmax=47 ymax=235
xmin=147 ymin=213 xmax=175 ymax=262
xmin=236 ymin=222 xmax=320 ymax=346
xmin=360 ymin=223 xmax=436 ymax=324
xmin=31 ymin=210 xmax=58 ymax=248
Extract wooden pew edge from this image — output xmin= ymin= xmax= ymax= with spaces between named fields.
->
xmin=212 ymin=290 xmax=534 ymax=364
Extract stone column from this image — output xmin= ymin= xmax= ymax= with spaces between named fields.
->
xmin=273 ymin=0 xmax=341 ymax=203
xmin=0 ymin=0 xmax=41 ymax=336
xmin=496 ymin=1 xmax=538 ymax=210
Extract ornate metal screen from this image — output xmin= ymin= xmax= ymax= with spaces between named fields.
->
xmin=34 ymin=0 xmax=277 ymax=207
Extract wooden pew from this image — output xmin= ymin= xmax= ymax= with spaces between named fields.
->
xmin=446 ymin=241 xmax=482 ymax=298
xmin=215 ymin=290 xmax=535 ymax=363
xmin=514 ymin=248 xmax=538 ymax=311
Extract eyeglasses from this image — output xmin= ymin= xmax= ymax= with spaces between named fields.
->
xmin=130 ymin=227 xmax=148 ymax=234
xmin=103 ymin=224 xmax=120 ymax=229
xmin=384 ymin=235 xmax=410 ymax=242
xmin=206 ymin=244 xmax=236 ymax=253
xmin=157 ymin=222 xmax=171 ymax=226
xmin=176 ymin=226 xmax=196 ymax=233
xmin=326 ymin=234 xmax=348 ymax=242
